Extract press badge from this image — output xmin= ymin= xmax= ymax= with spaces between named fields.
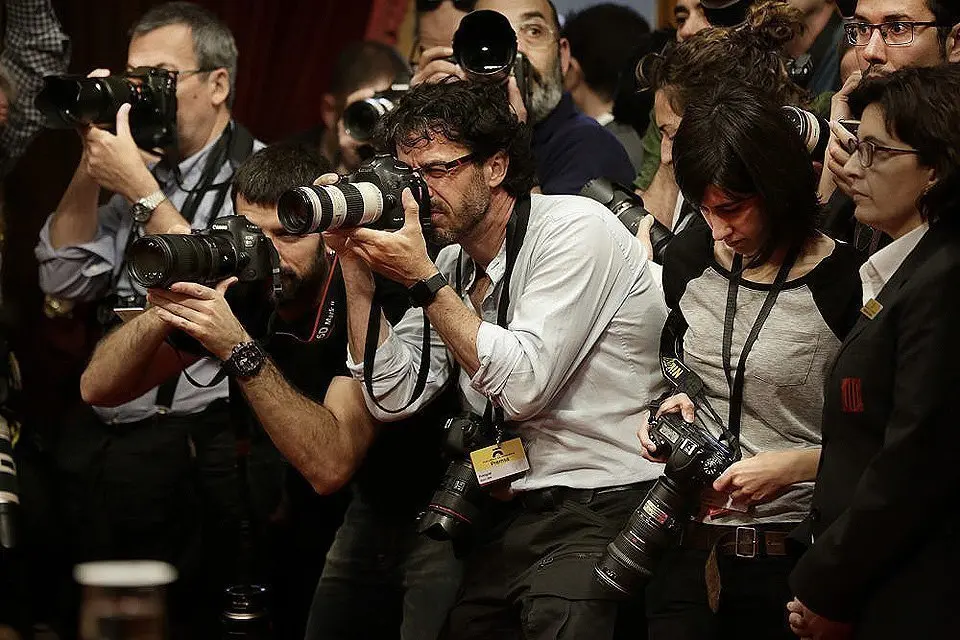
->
xmin=469 ymin=438 xmax=530 ymax=487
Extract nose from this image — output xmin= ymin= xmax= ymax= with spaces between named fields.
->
xmin=660 ymin=135 xmax=673 ymax=166
xmin=843 ymin=147 xmax=864 ymax=180
xmin=861 ymin=29 xmax=887 ymax=67
xmin=705 ymin=212 xmax=732 ymax=241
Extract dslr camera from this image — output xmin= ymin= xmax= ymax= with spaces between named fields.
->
xmin=594 ymin=410 xmax=739 ymax=595
xmin=580 ymin=178 xmax=674 ymax=263
xmin=36 ymin=66 xmax=178 ymax=151
xmin=417 ymin=412 xmax=494 ymax=543
xmin=127 ymin=215 xmax=280 ymax=291
xmin=278 ymin=154 xmax=430 ymax=235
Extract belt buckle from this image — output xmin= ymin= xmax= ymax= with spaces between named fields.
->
xmin=735 ymin=526 xmax=758 ymax=558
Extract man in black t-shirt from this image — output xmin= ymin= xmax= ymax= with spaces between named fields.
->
xmin=81 ymin=142 xmax=462 ymax=639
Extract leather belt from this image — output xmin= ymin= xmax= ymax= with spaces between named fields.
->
xmin=517 ymin=481 xmax=652 ymax=512
xmin=681 ymin=522 xmax=793 ymax=559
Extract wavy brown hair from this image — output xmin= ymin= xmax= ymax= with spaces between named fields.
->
xmin=640 ymin=0 xmax=808 ymax=115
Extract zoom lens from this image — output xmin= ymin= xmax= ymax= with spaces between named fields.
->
xmin=343 ymin=95 xmax=401 ymax=142
xmin=278 ymin=182 xmax=386 ymax=235
xmin=782 ymin=106 xmax=830 ymax=161
xmin=453 ymin=10 xmax=518 ymax=80
xmin=418 ymin=458 xmax=486 ymax=542
xmin=128 ymin=234 xmax=237 ymax=289
xmin=36 ymin=75 xmax=136 ymax=128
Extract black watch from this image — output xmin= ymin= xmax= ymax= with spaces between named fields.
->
xmin=222 ymin=341 xmax=266 ymax=379
xmin=408 ymin=272 xmax=448 ymax=307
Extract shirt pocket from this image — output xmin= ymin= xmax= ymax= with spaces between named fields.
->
xmin=749 ymin=329 xmax=820 ymax=387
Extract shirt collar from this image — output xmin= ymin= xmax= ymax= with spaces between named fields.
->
xmin=595 ymin=112 xmax=615 ymax=127
xmin=859 ymin=221 xmax=928 ymax=302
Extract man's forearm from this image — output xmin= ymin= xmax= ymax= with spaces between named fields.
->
xmin=80 ymin=307 xmax=185 ymax=406
xmin=49 ymin=168 xmax=101 ymax=248
xmin=640 ymin=165 xmax=679 ymax=230
xmin=238 ymin=368 xmax=376 ymax=494
xmin=341 ymin=254 xmax=388 ymax=362
xmin=424 ymin=285 xmax=482 ymax=376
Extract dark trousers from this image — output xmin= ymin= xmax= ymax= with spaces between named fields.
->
xmin=441 ymin=482 xmax=652 ymax=640
xmin=645 ymin=545 xmax=797 ymax=640
xmin=304 ymin=486 xmax=463 ymax=640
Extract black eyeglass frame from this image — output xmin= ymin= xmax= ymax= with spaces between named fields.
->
xmin=853 ymin=139 xmax=920 ymax=168
xmin=843 ymin=20 xmax=939 ymax=47
xmin=415 ymin=152 xmax=478 ymax=179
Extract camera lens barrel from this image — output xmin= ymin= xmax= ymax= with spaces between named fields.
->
xmin=278 ymin=183 xmax=386 ymax=235
xmin=453 ymin=9 xmax=518 ymax=81
xmin=782 ymin=106 xmax=830 ymax=161
xmin=127 ymin=234 xmax=238 ymax=289
xmin=418 ymin=458 xmax=486 ymax=542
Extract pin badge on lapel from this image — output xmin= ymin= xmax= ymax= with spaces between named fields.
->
xmin=861 ymin=298 xmax=883 ymax=319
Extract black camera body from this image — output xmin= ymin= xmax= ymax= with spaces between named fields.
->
xmin=278 ymin=154 xmax=431 ymax=235
xmin=36 ymin=67 xmax=178 ymax=151
xmin=648 ymin=412 xmax=739 ymax=488
xmin=417 ymin=412 xmax=494 ymax=543
xmin=127 ymin=215 xmax=280 ymax=291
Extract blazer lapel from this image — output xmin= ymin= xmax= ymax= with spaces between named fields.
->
xmin=835 ymin=229 xmax=944 ymax=359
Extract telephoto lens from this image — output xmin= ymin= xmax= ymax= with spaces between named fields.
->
xmin=127 ymin=215 xmax=278 ymax=290
xmin=222 ymin=585 xmax=272 ymax=639
xmin=580 ymin=178 xmax=673 ymax=263
xmin=782 ymin=105 xmax=830 ymax=161
xmin=418 ymin=458 xmax=488 ymax=542
xmin=0 ymin=418 xmax=18 ymax=550
xmin=453 ymin=10 xmax=519 ymax=81
xmin=342 ymin=85 xmax=409 ymax=142
xmin=278 ymin=154 xmax=430 ymax=235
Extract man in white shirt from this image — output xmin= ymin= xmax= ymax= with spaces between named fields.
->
xmin=331 ymin=79 xmax=668 ymax=639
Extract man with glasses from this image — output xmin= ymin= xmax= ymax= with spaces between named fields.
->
xmin=818 ymin=0 xmax=959 ymax=251
xmin=415 ymin=0 xmax=635 ymax=196
xmin=33 ymin=2 xmax=262 ymax=636
xmin=334 ymin=78 xmax=667 ymax=640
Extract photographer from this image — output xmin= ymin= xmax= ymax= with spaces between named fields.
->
xmin=334 ymin=79 xmax=667 ymax=638
xmin=32 ymin=2 xmax=260 ymax=635
xmin=636 ymin=80 xmax=862 ymax=638
xmin=414 ymin=0 xmax=635 ymax=196
xmin=788 ymin=64 xmax=960 ymax=640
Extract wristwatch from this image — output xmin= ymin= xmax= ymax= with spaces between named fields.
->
xmin=408 ymin=272 xmax=448 ymax=307
xmin=130 ymin=189 xmax=168 ymax=224
xmin=221 ymin=341 xmax=266 ymax=379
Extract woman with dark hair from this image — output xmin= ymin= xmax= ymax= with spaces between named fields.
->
xmin=788 ymin=64 xmax=960 ymax=640
xmin=636 ymin=79 xmax=863 ymax=639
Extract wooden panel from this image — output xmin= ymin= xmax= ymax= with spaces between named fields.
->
xmin=658 ymin=0 xmax=678 ymax=29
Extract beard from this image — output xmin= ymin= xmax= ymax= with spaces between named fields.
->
xmin=525 ymin=52 xmax=564 ymax=125
xmin=426 ymin=168 xmax=491 ymax=248
xmin=273 ymin=250 xmax=328 ymax=308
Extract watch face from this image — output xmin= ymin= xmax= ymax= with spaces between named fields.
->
xmin=131 ymin=203 xmax=151 ymax=223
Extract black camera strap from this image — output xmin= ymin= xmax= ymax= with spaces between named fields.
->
xmin=721 ymin=246 xmax=801 ymax=439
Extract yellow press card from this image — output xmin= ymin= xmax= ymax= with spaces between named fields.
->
xmin=469 ymin=438 xmax=530 ymax=487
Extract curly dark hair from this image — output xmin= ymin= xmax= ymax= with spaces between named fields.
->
xmin=374 ymin=79 xmax=537 ymax=197
xmin=849 ymin=65 xmax=960 ymax=229
xmin=642 ymin=0 xmax=808 ymax=115
xmin=673 ymin=79 xmax=820 ymax=266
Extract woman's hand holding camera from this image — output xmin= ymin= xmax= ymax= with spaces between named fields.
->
xmin=637 ymin=392 xmax=696 ymax=463
xmin=712 ymin=449 xmax=813 ymax=506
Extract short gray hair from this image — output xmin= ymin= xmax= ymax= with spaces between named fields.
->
xmin=130 ymin=1 xmax=238 ymax=108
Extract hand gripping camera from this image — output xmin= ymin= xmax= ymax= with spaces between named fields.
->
xmin=36 ymin=67 xmax=178 ymax=151
xmin=579 ymin=178 xmax=674 ymax=263
xmin=127 ymin=215 xmax=280 ymax=292
xmin=594 ymin=323 xmax=741 ymax=595
xmin=277 ymin=154 xmax=431 ymax=235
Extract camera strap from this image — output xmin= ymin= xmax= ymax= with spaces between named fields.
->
xmin=721 ymin=246 xmax=801 ymax=439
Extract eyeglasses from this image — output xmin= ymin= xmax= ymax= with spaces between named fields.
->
xmin=416 ymin=0 xmax=477 ymax=12
xmin=176 ymin=67 xmax=218 ymax=79
xmin=515 ymin=19 xmax=558 ymax=50
xmin=416 ymin=153 xmax=477 ymax=179
xmin=843 ymin=21 xmax=938 ymax=47
xmin=852 ymin=139 xmax=920 ymax=168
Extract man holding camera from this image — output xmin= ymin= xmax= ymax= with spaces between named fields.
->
xmin=413 ymin=0 xmax=635 ymax=196
xmin=333 ymin=79 xmax=667 ymax=638
xmin=32 ymin=2 xmax=260 ymax=635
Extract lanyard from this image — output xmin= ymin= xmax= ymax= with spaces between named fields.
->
xmin=721 ymin=246 xmax=801 ymax=438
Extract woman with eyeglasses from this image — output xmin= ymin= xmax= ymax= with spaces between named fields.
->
xmin=788 ymin=64 xmax=960 ymax=640
xmin=636 ymin=79 xmax=864 ymax=639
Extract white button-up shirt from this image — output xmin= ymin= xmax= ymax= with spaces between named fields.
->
xmin=859 ymin=222 xmax=929 ymax=305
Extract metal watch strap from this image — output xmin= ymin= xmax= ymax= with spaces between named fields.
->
xmin=408 ymin=272 xmax=448 ymax=307
xmin=131 ymin=189 xmax=167 ymax=223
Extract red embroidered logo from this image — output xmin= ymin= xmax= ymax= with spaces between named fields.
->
xmin=841 ymin=378 xmax=864 ymax=413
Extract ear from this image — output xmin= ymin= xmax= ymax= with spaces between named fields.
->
xmin=947 ymin=23 xmax=960 ymax=63
xmin=485 ymin=150 xmax=509 ymax=190
xmin=558 ymin=37 xmax=571 ymax=77
xmin=564 ymin=56 xmax=582 ymax=92
xmin=209 ymin=68 xmax=231 ymax=108
xmin=320 ymin=93 xmax=339 ymax=130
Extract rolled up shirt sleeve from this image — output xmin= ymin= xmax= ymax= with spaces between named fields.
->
xmin=346 ymin=305 xmax=454 ymax=421
xmin=34 ymin=194 xmax=128 ymax=300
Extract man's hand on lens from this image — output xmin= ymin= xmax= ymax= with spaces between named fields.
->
xmin=82 ymin=102 xmax=160 ymax=203
xmin=411 ymin=46 xmax=465 ymax=86
xmin=787 ymin=598 xmax=853 ymax=640
xmin=635 ymin=215 xmax=655 ymax=263
xmin=336 ymin=188 xmax=438 ymax=287
xmin=712 ymin=450 xmax=809 ymax=505
xmin=147 ymin=278 xmax=250 ymax=360
xmin=506 ymin=75 xmax=527 ymax=124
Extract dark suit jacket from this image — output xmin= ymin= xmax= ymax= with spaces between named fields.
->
xmin=789 ymin=225 xmax=960 ymax=639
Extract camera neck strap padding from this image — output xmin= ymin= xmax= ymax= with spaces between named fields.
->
xmin=361 ymin=193 xmax=530 ymax=425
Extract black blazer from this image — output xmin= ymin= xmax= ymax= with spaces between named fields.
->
xmin=789 ymin=225 xmax=960 ymax=639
